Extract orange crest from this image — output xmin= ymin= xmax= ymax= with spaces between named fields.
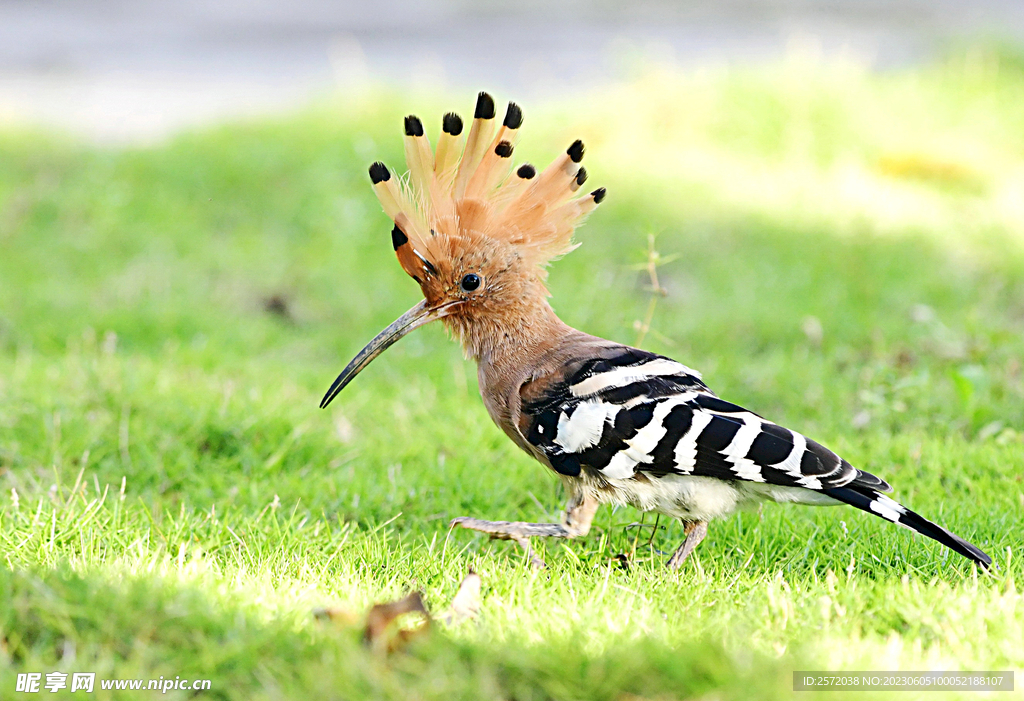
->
xmin=367 ymin=92 xmax=606 ymax=297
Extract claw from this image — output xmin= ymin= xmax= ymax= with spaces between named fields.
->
xmin=513 ymin=536 xmax=547 ymax=570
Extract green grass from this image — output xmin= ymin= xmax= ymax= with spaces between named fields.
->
xmin=1 ymin=46 xmax=1023 ymax=700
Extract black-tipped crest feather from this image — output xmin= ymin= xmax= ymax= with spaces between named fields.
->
xmin=567 ymin=139 xmax=585 ymax=163
xmin=369 ymin=92 xmax=602 ymax=274
xmin=391 ymin=224 xmax=408 ymax=251
xmin=404 ymin=115 xmax=424 ymax=137
xmin=474 ymin=92 xmax=495 ymax=120
xmin=369 ymin=162 xmax=391 ymax=184
xmin=442 ymin=112 xmax=464 ymax=135
xmin=503 ymin=102 xmax=523 ymax=129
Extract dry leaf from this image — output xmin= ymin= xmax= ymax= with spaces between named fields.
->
xmin=363 ymin=591 xmax=430 ymax=653
xmin=439 ymin=570 xmax=482 ymax=625
xmin=317 ymin=572 xmax=482 ymax=653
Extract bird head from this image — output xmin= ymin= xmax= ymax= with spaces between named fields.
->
xmin=320 ymin=92 xmax=606 ymax=408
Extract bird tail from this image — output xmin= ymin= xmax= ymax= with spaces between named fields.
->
xmin=823 ymin=486 xmax=992 ymax=568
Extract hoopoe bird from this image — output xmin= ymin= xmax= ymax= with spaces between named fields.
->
xmin=321 ymin=92 xmax=992 ymax=570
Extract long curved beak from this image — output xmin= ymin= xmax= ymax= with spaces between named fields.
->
xmin=319 ymin=299 xmax=459 ymax=409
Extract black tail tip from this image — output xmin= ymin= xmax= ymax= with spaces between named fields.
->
xmin=404 ymin=115 xmax=424 ymax=137
xmin=591 ymin=187 xmax=607 ymax=203
xmin=442 ymin=112 xmax=463 ymax=136
xmin=475 ymin=92 xmax=495 ymax=120
xmin=575 ymin=167 xmax=588 ymax=187
xmin=368 ymin=161 xmax=391 ymax=184
xmin=567 ymin=139 xmax=585 ymax=163
xmin=494 ymin=140 xmax=513 ymax=158
xmin=503 ymin=101 xmax=523 ymax=129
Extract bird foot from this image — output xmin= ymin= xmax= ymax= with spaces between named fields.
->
xmin=448 ymin=517 xmax=556 ymax=569
xmin=448 ymin=497 xmax=596 ymax=571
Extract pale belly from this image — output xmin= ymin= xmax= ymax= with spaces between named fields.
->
xmin=598 ymin=473 xmax=842 ymax=522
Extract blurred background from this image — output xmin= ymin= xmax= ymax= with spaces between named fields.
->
xmin=2 ymin=0 xmax=1024 ymax=143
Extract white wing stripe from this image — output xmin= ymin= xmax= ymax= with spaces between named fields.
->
xmin=797 ymin=475 xmax=823 ymax=490
xmin=766 ymin=430 xmax=827 ymax=489
xmin=772 ymin=430 xmax=806 ymax=477
xmin=673 ymin=410 xmax=714 ymax=475
xmin=554 ymin=402 xmax=620 ymax=453
xmin=598 ymin=395 xmax=694 ymax=479
xmin=602 ymin=450 xmax=639 ymax=479
xmin=721 ymin=416 xmax=766 ymax=482
xmin=570 ymin=358 xmax=701 ymax=397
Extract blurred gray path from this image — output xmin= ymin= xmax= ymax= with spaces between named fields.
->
xmin=0 ymin=0 xmax=1022 ymax=143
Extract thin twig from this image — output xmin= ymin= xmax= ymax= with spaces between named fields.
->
xmin=625 ymin=234 xmax=675 ymax=564
xmin=633 ymin=233 xmax=673 ymax=348
xmin=645 ymin=514 xmax=661 ymax=548
xmin=630 ymin=513 xmax=644 ymax=562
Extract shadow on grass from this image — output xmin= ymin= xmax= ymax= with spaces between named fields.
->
xmin=0 ymin=565 xmax=795 ymax=701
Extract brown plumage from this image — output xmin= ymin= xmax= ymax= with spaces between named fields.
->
xmin=320 ymin=92 xmax=991 ymax=571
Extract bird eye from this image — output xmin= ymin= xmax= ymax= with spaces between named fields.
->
xmin=460 ymin=273 xmax=481 ymax=293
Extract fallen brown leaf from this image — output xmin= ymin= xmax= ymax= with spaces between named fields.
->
xmin=439 ymin=570 xmax=482 ymax=626
xmin=315 ymin=570 xmax=484 ymax=653
xmin=363 ymin=591 xmax=430 ymax=653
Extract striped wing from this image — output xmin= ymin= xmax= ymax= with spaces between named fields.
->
xmin=518 ymin=345 xmax=995 ymax=568
xmin=520 ymin=346 xmax=890 ymax=494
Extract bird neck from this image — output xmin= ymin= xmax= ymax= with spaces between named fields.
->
xmin=449 ymin=297 xmax=571 ymax=369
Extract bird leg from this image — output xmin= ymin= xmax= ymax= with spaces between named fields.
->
xmin=666 ymin=520 xmax=708 ymax=570
xmin=449 ymin=494 xmax=598 ymax=569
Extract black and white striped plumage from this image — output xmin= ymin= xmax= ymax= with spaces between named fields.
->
xmin=519 ymin=345 xmax=991 ymax=567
